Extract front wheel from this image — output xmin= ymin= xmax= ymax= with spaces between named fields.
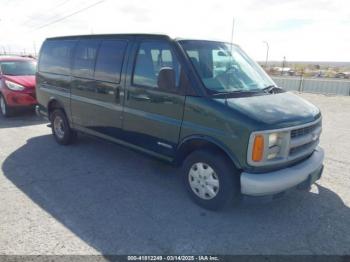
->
xmin=0 ymin=94 xmax=13 ymax=117
xmin=51 ymin=109 xmax=77 ymax=145
xmin=182 ymin=149 xmax=240 ymax=210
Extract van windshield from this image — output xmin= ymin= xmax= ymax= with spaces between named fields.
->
xmin=179 ymin=40 xmax=276 ymax=94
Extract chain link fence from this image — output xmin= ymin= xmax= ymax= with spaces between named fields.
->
xmin=272 ymin=76 xmax=350 ymax=96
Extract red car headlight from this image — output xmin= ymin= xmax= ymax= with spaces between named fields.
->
xmin=5 ymin=80 xmax=25 ymax=91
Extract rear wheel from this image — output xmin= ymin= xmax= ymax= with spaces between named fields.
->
xmin=182 ymin=149 xmax=240 ymax=210
xmin=51 ymin=109 xmax=77 ymax=145
xmin=0 ymin=94 xmax=13 ymax=117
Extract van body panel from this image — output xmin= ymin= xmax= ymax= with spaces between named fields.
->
xmin=74 ymin=124 xmax=173 ymax=162
xmin=70 ymin=38 xmax=131 ymax=138
xmin=180 ymin=96 xmax=251 ymax=169
xmin=122 ymin=92 xmax=185 ymax=157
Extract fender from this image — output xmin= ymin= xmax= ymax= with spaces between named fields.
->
xmin=47 ymin=97 xmax=65 ymax=113
xmin=47 ymin=97 xmax=72 ymax=122
xmin=176 ymin=134 xmax=242 ymax=169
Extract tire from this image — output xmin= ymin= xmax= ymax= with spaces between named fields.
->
xmin=182 ymin=149 xmax=240 ymax=210
xmin=51 ymin=109 xmax=77 ymax=145
xmin=0 ymin=94 xmax=13 ymax=117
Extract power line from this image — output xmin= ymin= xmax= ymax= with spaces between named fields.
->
xmin=30 ymin=0 xmax=106 ymax=32
xmin=21 ymin=0 xmax=72 ymax=26
xmin=53 ymin=0 xmax=71 ymax=9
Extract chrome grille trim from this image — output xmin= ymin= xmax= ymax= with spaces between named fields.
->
xmin=289 ymin=120 xmax=322 ymax=158
xmin=291 ymin=121 xmax=322 ymax=138
xmin=290 ymin=140 xmax=319 ymax=156
xmin=290 ymin=126 xmax=322 ymax=149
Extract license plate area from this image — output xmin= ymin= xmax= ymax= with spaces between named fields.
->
xmin=297 ymin=165 xmax=324 ymax=190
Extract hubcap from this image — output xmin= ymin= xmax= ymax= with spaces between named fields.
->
xmin=0 ymin=96 xmax=6 ymax=115
xmin=188 ymin=162 xmax=220 ymax=200
xmin=53 ymin=116 xmax=65 ymax=139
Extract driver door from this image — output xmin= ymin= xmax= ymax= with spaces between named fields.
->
xmin=122 ymin=39 xmax=185 ymax=158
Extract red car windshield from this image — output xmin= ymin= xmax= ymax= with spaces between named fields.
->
xmin=0 ymin=61 xmax=36 ymax=76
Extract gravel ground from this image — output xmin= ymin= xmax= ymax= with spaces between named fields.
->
xmin=0 ymin=93 xmax=349 ymax=255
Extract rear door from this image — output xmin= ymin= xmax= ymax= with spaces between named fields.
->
xmin=70 ymin=38 xmax=128 ymax=137
xmin=122 ymin=39 xmax=185 ymax=158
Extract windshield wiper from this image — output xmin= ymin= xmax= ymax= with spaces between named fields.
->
xmin=263 ymin=85 xmax=283 ymax=94
xmin=211 ymin=89 xmax=261 ymax=97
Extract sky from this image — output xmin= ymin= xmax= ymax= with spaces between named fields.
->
xmin=0 ymin=0 xmax=349 ymax=62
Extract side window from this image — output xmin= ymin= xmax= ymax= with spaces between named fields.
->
xmin=72 ymin=39 xmax=100 ymax=78
xmin=38 ymin=40 xmax=76 ymax=75
xmin=133 ymin=41 xmax=180 ymax=89
xmin=94 ymin=40 xmax=127 ymax=83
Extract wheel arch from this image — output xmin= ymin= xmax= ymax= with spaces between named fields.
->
xmin=175 ymin=135 xmax=241 ymax=170
xmin=0 ymin=90 xmax=6 ymax=100
xmin=47 ymin=98 xmax=66 ymax=120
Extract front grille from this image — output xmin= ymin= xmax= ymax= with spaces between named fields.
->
xmin=289 ymin=140 xmax=318 ymax=156
xmin=289 ymin=119 xmax=321 ymax=158
xmin=291 ymin=121 xmax=321 ymax=138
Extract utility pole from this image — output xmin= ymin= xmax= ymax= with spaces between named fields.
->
xmin=281 ymin=56 xmax=286 ymax=76
xmin=33 ymin=42 xmax=37 ymax=57
xmin=263 ymin=41 xmax=269 ymax=68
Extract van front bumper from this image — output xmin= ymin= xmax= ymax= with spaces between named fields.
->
xmin=241 ymin=146 xmax=324 ymax=196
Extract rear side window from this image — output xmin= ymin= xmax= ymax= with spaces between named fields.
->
xmin=72 ymin=39 xmax=100 ymax=78
xmin=94 ymin=40 xmax=127 ymax=83
xmin=39 ymin=40 xmax=76 ymax=75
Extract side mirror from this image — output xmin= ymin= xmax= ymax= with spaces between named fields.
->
xmin=157 ymin=67 xmax=176 ymax=90
xmin=217 ymin=50 xmax=227 ymax=57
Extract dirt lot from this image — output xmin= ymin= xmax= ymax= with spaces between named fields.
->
xmin=0 ymin=93 xmax=349 ymax=255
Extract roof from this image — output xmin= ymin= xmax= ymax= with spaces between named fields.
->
xmin=47 ymin=33 xmax=171 ymax=41
xmin=45 ymin=34 xmax=240 ymax=49
xmin=0 ymin=56 xmax=36 ymax=62
xmin=175 ymin=38 xmax=239 ymax=47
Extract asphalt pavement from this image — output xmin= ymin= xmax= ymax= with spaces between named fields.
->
xmin=0 ymin=93 xmax=349 ymax=255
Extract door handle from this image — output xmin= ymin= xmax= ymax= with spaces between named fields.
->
xmin=115 ymin=87 xmax=120 ymax=102
xmin=40 ymin=80 xmax=49 ymax=87
xmin=130 ymin=94 xmax=151 ymax=102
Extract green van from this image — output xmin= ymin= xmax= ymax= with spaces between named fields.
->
xmin=36 ymin=34 xmax=324 ymax=210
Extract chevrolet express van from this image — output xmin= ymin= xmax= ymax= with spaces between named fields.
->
xmin=36 ymin=34 xmax=324 ymax=210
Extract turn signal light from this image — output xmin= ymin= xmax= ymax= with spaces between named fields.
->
xmin=252 ymin=135 xmax=264 ymax=162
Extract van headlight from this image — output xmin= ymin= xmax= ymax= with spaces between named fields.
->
xmin=5 ymin=80 xmax=25 ymax=91
xmin=248 ymin=131 xmax=290 ymax=166
xmin=267 ymin=133 xmax=281 ymax=159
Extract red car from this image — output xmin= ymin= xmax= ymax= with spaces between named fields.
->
xmin=0 ymin=56 xmax=37 ymax=117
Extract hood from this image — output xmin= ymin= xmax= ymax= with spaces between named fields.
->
xmin=225 ymin=92 xmax=320 ymax=128
xmin=3 ymin=75 xmax=36 ymax=89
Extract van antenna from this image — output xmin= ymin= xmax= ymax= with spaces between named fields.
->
xmin=230 ymin=17 xmax=235 ymax=53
